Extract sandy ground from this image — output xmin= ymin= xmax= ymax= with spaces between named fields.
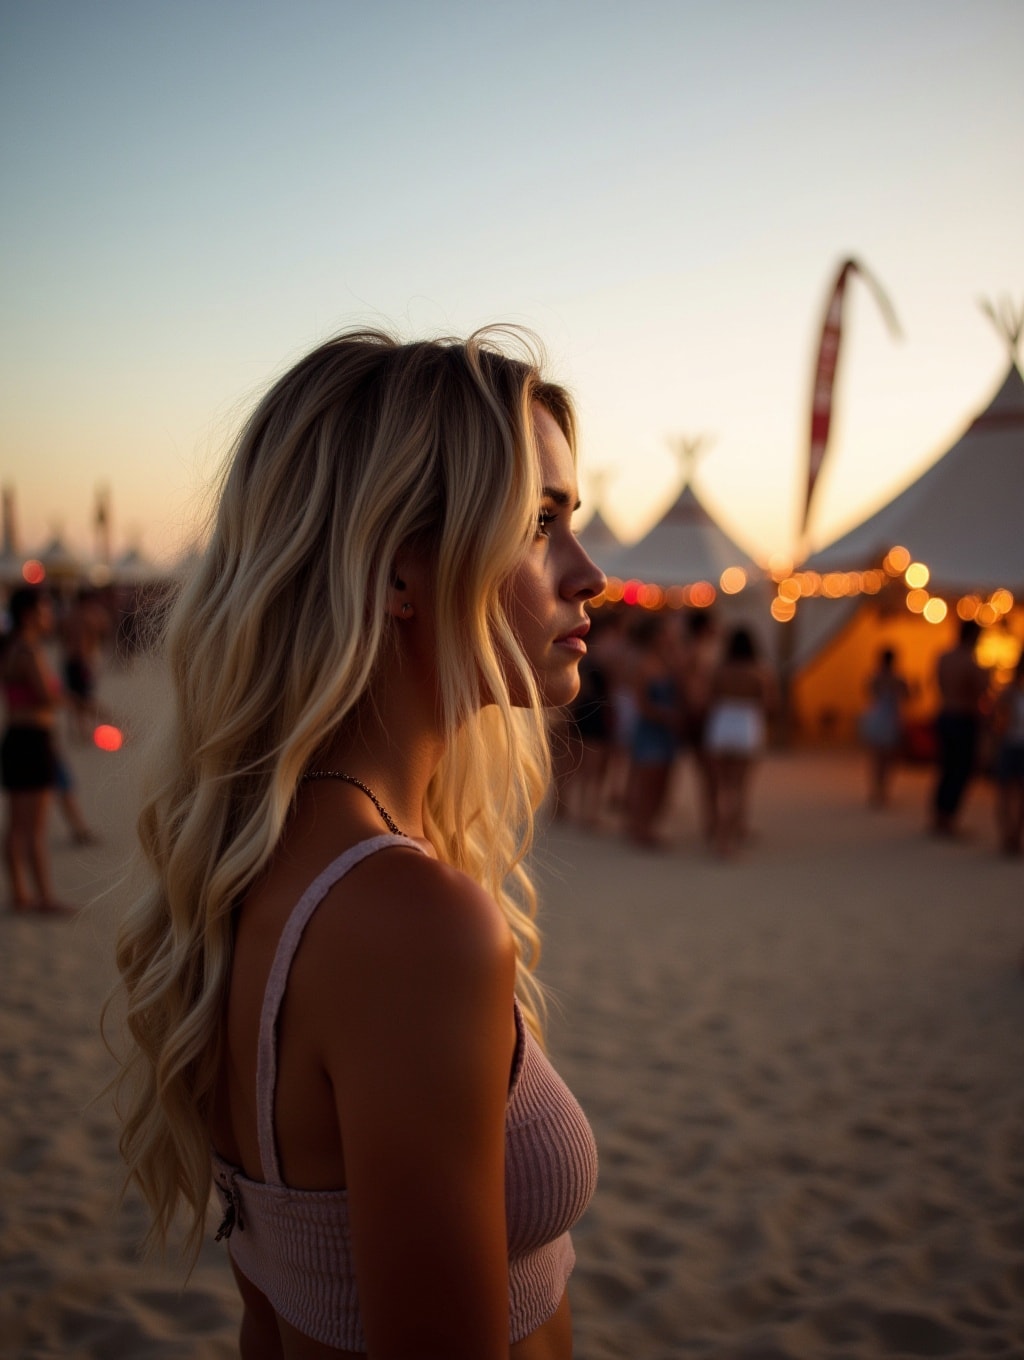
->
xmin=1 ymin=655 xmax=1022 ymax=1359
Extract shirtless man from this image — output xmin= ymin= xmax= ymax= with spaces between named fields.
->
xmin=931 ymin=619 xmax=989 ymax=836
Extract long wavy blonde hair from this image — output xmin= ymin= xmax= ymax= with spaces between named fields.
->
xmin=112 ymin=327 xmax=575 ymax=1262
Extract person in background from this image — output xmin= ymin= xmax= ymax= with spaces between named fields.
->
xmin=562 ymin=608 xmax=617 ymax=826
xmin=993 ymin=653 xmax=1024 ymax=856
xmin=1 ymin=586 xmax=73 ymax=914
xmin=704 ymin=625 xmax=776 ymax=858
xmin=110 ymin=328 xmax=602 ymax=1360
xmin=859 ymin=646 xmax=911 ymax=807
xmin=624 ymin=613 xmax=680 ymax=848
xmin=61 ymin=586 xmax=110 ymax=741
xmin=674 ymin=610 xmax=720 ymax=842
xmin=931 ymin=619 xmax=989 ymax=838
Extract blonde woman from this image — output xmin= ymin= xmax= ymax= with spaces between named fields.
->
xmin=112 ymin=330 xmax=604 ymax=1359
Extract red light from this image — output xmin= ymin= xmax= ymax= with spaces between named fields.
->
xmin=93 ymin=724 xmax=124 ymax=752
xmin=622 ymin=579 xmax=641 ymax=606
xmin=22 ymin=559 xmax=45 ymax=584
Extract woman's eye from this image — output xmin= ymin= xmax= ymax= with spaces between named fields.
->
xmin=536 ymin=510 xmax=557 ymax=536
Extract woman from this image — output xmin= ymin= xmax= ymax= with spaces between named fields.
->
xmin=112 ymin=329 xmax=604 ymax=1359
xmin=1 ymin=586 xmax=70 ymax=913
xmin=623 ymin=613 xmax=680 ymax=848
xmin=859 ymin=646 xmax=910 ymax=807
xmin=704 ymin=625 xmax=775 ymax=858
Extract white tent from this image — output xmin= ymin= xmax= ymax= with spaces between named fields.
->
xmin=577 ymin=506 xmax=623 ymax=572
xmin=610 ymin=482 xmax=761 ymax=586
xmin=790 ymin=360 xmax=1024 ymax=738
xmin=806 ymin=362 xmax=1024 ymax=595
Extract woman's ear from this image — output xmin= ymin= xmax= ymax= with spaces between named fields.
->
xmin=386 ymin=548 xmax=425 ymax=619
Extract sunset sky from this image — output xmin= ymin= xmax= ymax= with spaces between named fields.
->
xmin=2 ymin=0 xmax=1021 ymax=566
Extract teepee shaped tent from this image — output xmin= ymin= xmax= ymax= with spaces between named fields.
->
xmin=791 ymin=342 xmax=1024 ymax=743
xmin=805 ymin=361 xmax=1024 ymax=595
xmin=611 ymin=480 xmax=761 ymax=587
xmin=577 ymin=506 xmax=624 ymax=573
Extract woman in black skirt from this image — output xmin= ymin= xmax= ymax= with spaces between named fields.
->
xmin=1 ymin=586 xmax=71 ymax=913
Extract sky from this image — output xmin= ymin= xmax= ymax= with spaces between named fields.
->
xmin=1 ymin=0 xmax=1021 ymax=567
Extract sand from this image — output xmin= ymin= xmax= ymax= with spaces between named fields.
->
xmin=1 ymin=655 xmax=1022 ymax=1359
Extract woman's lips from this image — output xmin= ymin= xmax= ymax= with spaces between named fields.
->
xmin=555 ymin=621 xmax=590 ymax=653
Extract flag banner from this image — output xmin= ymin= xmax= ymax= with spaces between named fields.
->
xmin=802 ymin=258 xmax=900 ymax=538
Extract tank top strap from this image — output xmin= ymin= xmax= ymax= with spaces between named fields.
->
xmin=256 ymin=832 xmax=425 ymax=1184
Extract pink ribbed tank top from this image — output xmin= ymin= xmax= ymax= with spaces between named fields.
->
xmin=211 ymin=834 xmax=597 ymax=1350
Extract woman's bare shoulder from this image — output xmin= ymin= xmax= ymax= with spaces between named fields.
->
xmin=301 ymin=844 xmax=515 ymax=993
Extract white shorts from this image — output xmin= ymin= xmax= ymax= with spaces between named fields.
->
xmin=705 ymin=700 xmax=765 ymax=756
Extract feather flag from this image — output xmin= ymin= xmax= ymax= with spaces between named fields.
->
xmin=802 ymin=258 xmax=900 ymax=537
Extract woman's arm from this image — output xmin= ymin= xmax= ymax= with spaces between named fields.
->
xmin=315 ymin=851 xmax=517 ymax=1360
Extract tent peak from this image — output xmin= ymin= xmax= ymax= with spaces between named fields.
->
xmin=979 ymin=295 xmax=1023 ymax=364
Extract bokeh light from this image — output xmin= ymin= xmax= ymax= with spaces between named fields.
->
xmin=883 ymin=545 xmax=911 ymax=575
xmin=990 ymin=588 xmax=1014 ymax=615
xmin=770 ymin=596 xmax=796 ymax=622
xmin=93 ymin=724 xmax=124 ymax=752
xmin=922 ymin=597 xmax=948 ymax=624
xmin=906 ymin=588 xmax=929 ymax=613
xmin=22 ymin=559 xmax=45 ymax=584
xmin=719 ymin=567 xmax=747 ymax=595
xmin=777 ymin=576 xmax=801 ymax=602
xmin=904 ymin=561 xmax=930 ymax=588
xmin=689 ymin=581 xmax=716 ymax=609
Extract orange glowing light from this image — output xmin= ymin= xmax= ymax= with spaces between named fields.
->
xmin=603 ymin=577 xmax=624 ymax=604
xmin=977 ymin=627 xmax=1021 ymax=671
xmin=770 ymin=597 xmax=796 ymax=623
xmin=861 ymin=570 xmax=884 ymax=595
xmin=767 ymin=554 xmax=793 ymax=582
xmin=906 ymin=588 xmax=929 ymax=614
xmin=777 ymin=576 xmax=801 ymax=603
xmin=990 ymin=588 xmax=1014 ymax=615
xmin=904 ymin=561 xmax=930 ymax=589
xmin=956 ymin=595 xmax=980 ymax=620
xmin=689 ymin=581 xmax=716 ymax=609
xmin=884 ymin=545 xmax=911 ymax=575
xmin=798 ymin=571 xmax=822 ymax=596
xmin=93 ymin=724 xmax=124 ymax=752
xmin=665 ymin=585 xmax=687 ymax=609
xmin=22 ymin=559 xmax=46 ymax=585
xmin=922 ymin=598 xmax=948 ymax=624
xmin=719 ymin=566 xmax=747 ymax=595
xmin=976 ymin=603 xmax=998 ymax=627
xmin=822 ymin=573 xmax=846 ymax=599
xmin=638 ymin=583 xmax=664 ymax=610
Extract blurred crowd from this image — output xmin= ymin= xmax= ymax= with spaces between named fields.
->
xmin=552 ymin=607 xmax=777 ymax=858
xmin=554 ymin=606 xmax=1024 ymax=860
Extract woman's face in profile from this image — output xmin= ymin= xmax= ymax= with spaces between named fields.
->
xmin=503 ymin=404 xmax=605 ymax=709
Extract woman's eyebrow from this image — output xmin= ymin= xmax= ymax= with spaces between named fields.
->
xmin=542 ymin=485 xmax=581 ymax=511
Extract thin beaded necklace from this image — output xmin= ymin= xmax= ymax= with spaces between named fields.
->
xmin=303 ymin=771 xmax=407 ymax=838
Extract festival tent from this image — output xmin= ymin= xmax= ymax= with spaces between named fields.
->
xmin=790 ymin=360 xmax=1024 ymax=741
xmin=577 ymin=506 xmax=624 ymax=572
xmin=602 ymin=478 xmax=773 ymax=650
xmin=609 ymin=481 xmax=761 ymax=589
xmin=805 ymin=362 xmax=1024 ymax=595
